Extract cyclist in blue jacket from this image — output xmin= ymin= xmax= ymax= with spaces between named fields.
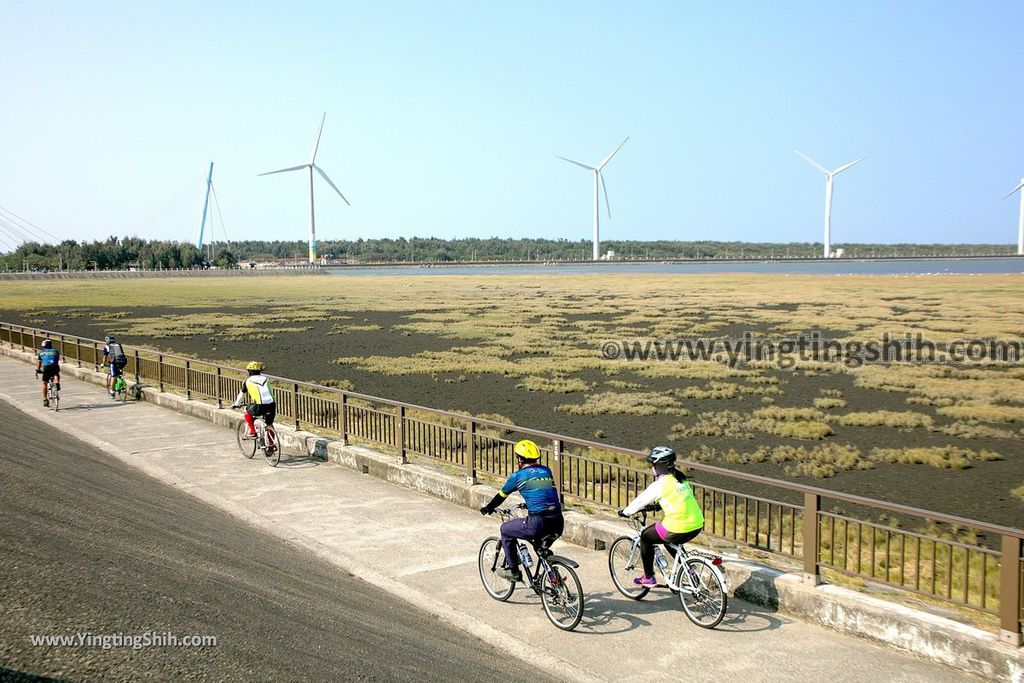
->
xmin=480 ymin=439 xmax=564 ymax=582
xmin=36 ymin=339 xmax=61 ymax=407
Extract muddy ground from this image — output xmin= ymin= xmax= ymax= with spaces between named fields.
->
xmin=8 ymin=307 xmax=1023 ymax=529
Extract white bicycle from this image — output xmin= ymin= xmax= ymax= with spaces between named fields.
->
xmin=608 ymin=505 xmax=728 ymax=628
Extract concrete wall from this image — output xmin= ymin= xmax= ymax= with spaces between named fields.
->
xmin=4 ymin=345 xmax=1021 ymax=681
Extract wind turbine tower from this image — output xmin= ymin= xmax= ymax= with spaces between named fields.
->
xmin=558 ymin=138 xmax=628 ymax=260
xmin=260 ymin=113 xmax=350 ymax=264
xmin=1004 ymin=177 xmax=1024 ymax=256
xmin=196 ymin=162 xmax=214 ymax=250
xmin=796 ymin=150 xmax=865 ymax=258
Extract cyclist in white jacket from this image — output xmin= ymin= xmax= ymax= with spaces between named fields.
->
xmin=231 ymin=361 xmax=276 ymax=438
xmin=619 ymin=446 xmax=705 ymax=586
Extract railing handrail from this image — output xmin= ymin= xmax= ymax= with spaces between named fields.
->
xmin=5 ymin=320 xmax=1022 ymax=540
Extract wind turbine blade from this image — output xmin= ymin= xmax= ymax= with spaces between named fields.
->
xmin=258 ymin=164 xmax=308 ymax=176
xmin=833 ymin=156 xmax=866 ymax=176
xmin=597 ymin=137 xmax=629 ymax=170
xmin=1003 ymin=179 xmax=1024 ymax=200
xmin=556 ymin=155 xmax=598 ymax=171
xmin=795 ymin=150 xmax=829 ymax=175
xmin=314 ymin=165 xmax=350 ymax=206
xmin=310 ymin=113 xmax=327 ymax=164
xmin=600 ymin=172 xmax=611 ymax=218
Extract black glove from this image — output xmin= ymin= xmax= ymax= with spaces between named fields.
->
xmin=617 ymin=508 xmax=628 ymax=518
xmin=35 ymin=369 xmax=41 ymax=376
xmin=480 ymin=505 xmax=495 ymax=516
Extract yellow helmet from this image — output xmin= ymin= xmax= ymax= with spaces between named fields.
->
xmin=246 ymin=361 xmax=264 ymax=372
xmin=513 ymin=439 xmax=541 ymax=461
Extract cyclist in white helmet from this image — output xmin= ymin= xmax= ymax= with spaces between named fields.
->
xmin=619 ymin=446 xmax=705 ymax=587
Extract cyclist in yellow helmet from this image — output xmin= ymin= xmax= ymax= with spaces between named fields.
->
xmin=480 ymin=439 xmax=563 ymax=582
xmin=619 ymin=446 xmax=705 ymax=587
xmin=231 ymin=361 xmax=276 ymax=438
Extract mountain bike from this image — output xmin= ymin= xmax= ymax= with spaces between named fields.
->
xmin=608 ymin=506 xmax=728 ymax=628
xmin=478 ymin=503 xmax=585 ymax=631
xmin=234 ymin=406 xmax=280 ymax=466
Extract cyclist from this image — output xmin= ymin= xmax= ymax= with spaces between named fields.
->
xmin=479 ymin=439 xmax=563 ymax=583
xmin=102 ymin=335 xmax=128 ymax=398
xmin=618 ymin=446 xmax=705 ymax=587
xmin=231 ymin=361 xmax=276 ymax=438
xmin=36 ymin=339 xmax=61 ymax=407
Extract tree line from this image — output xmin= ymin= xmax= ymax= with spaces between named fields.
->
xmin=1 ymin=235 xmax=1015 ymax=271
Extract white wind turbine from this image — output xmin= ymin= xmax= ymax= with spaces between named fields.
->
xmin=1003 ymin=176 xmax=1024 ymax=256
xmin=557 ymin=138 xmax=629 ymax=260
xmin=260 ymin=113 xmax=350 ymax=264
xmin=796 ymin=150 xmax=865 ymax=258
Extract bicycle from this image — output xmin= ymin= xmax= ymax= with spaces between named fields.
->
xmin=99 ymin=363 xmax=131 ymax=403
xmin=233 ymin=405 xmax=280 ymax=466
xmin=36 ymin=370 xmax=59 ymax=411
xmin=608 ymin=506 xmax=728 ymax=629
xmin=477 ymin=503 xmax=585 ymax=631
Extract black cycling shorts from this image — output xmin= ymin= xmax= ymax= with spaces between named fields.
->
xmin=41 ymin=365 xmax=60 ymax=382
xmin=246 ymin=402 xmax=276 ymax=425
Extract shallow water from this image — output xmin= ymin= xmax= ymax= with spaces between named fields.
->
xmin=325 ymin=257 xmax=1024 ymax=277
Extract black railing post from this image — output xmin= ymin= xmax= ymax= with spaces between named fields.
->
xmin=999 ymin=534 xmax=1022 ymax=646
xmin=184 ymin=360 xmax=191 ymax=399
xmin=158 ymin=354 xmax=164 ymax=391
xmin=803 ymin=493 xmax=822 ymax=586
xmin=398 ymin=405 xmax=407 ymax=464
xmin=293 ymin=382 xmax=300 ymax=429
xmin=465 ymin=419 xmax=477 ymax=484
xmin=340 ymin=393 xmax=348 ymax=445
xmin=215 ymin=367 xmax=222 ymax=408
xmin=76 ymin=336 xmax=81 ymax=367
xmin=134 ymin=349 xmax=140 ymax=384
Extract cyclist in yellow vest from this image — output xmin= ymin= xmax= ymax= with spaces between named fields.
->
xmin=231 ymin=361 xmax=276 ymax=438
xmin=619 ymin=446 xmax=705 ymax=587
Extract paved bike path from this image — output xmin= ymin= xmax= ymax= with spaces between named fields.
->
xmin=0 ymin=356 xmax=980 ymax=682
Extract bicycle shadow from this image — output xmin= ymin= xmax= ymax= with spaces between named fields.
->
xmin=272 ymin=452 xmax=322 ymax=469
xmin=59 ymin=401 xmax=133 ymax=412
xmin=574 ymin=588 xmax=784 ymax=636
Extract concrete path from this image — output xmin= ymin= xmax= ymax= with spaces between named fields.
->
xmin=0 ymin=355 xmax=985 ymax=682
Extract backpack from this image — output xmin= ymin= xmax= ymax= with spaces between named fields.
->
xmin=109 ymin=342 xmax=127 ymax=365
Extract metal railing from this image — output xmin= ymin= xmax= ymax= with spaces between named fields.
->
xmin=3 ymin=321 xmax=1021 ymax=645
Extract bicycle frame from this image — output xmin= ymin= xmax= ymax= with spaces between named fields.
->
xmin=497 ymin=506 xmax=579 ymax=592
xmin=622 ymin=512 xmax=726 ymax=594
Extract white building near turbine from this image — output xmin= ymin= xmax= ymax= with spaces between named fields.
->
xmin=557 ymin=138 xmax=628 ymax=260
xmin=796 ymin=150 xmax=864 ymax=258
xmin=260 ymin=113 xmax=350 ymax=264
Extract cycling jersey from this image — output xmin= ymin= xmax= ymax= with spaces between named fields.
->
xmin=38 ymin=349 xmax=59 ymax=367
xmin=623 ymin=472 xmax=704 ymax=534
xmin=497 ymin=464 xmax=561 ymax=515
xmin=242 ymin=375 xmax=275 ymax=405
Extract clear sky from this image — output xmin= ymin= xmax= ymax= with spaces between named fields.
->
xmin=2 ymin=1 xmax=1023 ymax=248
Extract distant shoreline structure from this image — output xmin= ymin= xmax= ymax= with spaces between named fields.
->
xmin=1 ymin=254 xmax=1022 ymax=280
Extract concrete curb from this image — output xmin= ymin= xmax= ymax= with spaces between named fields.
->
xmin=5 ymin=345 xmax=1022 ymax=681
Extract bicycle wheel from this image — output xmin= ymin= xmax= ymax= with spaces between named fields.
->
xmin=236 ymin=420 xmax=257 ymax=458
xmin=675 ymin=557 xmax=727 ymax=629
xmin=541 ymin=559 xmax=584 ymax=631
xmin=478 ymin=537 xmax=515 ymax=601
xmin=263 ymin=425 xmax=280 ymax=467
xmin=50 ymin=385 xmax=59 ymax=412
xmin=608 ymin=536 xmax=649 ymax=599
xmin=120 ymin=382 xmax=128 ymax=403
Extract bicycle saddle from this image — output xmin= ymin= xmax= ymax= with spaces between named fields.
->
xmin=532 ymin=534 xmax=559 ymax=558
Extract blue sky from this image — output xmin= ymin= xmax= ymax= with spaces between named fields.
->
xmin=2 ymin=1 xmax=1022 ymax=248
